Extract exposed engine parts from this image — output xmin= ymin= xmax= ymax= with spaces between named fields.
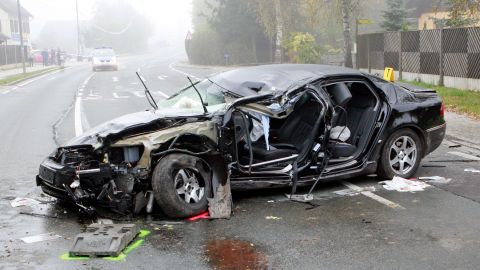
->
xmin=54 ymin=145 xmax=151 ymax=215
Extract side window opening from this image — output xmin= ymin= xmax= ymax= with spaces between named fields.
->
xmin=232 ymin=90 xmax=325 ymax=171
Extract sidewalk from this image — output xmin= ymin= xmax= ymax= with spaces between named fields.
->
xmin=445 ymin=111 xmax=480 ymax=146
xmin=0 ymin=65 xmax=54 ymax=80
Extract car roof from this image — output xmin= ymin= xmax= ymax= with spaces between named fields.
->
xmin=209 ymin=64 xmax=363 ymax=97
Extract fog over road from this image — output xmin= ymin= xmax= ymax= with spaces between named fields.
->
xmin=2 ymin=49 xmax=480 ymax=269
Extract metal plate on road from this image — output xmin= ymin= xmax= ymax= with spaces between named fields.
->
xmin=69 ymin=224 xmax=140 ymax=257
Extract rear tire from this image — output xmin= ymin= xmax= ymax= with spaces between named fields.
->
xmin=377 ymin=129 xmax=423 ymax=179
xmin=152 ymin=154 xmax=211 ymax=218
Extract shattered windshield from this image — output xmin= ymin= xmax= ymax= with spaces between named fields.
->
xmin=157 ymin=79 xmax=228 ymax=112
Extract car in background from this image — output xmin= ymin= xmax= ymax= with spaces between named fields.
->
xmin=31 ymin=50 xmax=44 ymax=63
xmin=91 ymin=47 xmax=118 ymax=71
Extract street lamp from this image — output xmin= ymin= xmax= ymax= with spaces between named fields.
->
xmin=17 ymin=0 xmax=26 ymax=74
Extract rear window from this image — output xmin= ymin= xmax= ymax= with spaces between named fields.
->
xmin=93 ymin=48 xmax=115 ymax=57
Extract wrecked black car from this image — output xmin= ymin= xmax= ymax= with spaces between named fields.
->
xmin=37 ymin=64 xmax=446 ymax=218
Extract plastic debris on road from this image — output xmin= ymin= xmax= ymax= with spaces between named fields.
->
xmin=187 ymin=211 xmax=210 ymax=221
xmin=20 ymin=233 xmax=61 ymax=243
xmin=465 ymin=168 xmax=480 ymax=173
xmin=418 ymin=176 xmax=452 ymax=184
xmin=380 ymin=176 xmax=431 ymax=192
xmin=265 ymin=216 xmax=282 ymax=220
xmin=69 ymin=224 xmax=140 ymax=257
xmin=10 ymin=197 xmax=40 ymax=208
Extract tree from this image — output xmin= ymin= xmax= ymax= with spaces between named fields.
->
xmin=208 ymin=0 xmax=265 ymax=63
xmin=298 ymin=0 xmax=360 ymax=68
xmin=249 ymin=0 xmax=304 ymax=62
xmin=438 ymin=0 xmax=480 ymax=27
xmin=381 ymin=0 xmax=408 ymax=31
xmin=340 ymin=0 xmax=353 ymax=67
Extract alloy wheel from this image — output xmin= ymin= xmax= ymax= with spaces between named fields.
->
xmin=174 ymin=169 xmax=205 ymax=204
xmin=388 ymin=135 xmax=417 ymax=175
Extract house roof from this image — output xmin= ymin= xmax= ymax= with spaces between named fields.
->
xmin=0 ymin=0 xmax=32 ymax=18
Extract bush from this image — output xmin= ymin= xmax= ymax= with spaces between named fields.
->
xmin=282 ymin=32 xmax=323 ymax=64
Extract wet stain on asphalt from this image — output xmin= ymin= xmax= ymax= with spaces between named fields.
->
xmin=205 ymin=239 xmax=270 ymax=270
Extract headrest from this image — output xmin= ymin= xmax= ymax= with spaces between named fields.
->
xmin=327 ymin=83 xmax=352 ymax=107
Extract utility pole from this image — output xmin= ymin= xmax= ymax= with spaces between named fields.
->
xmin=76 ymin=0 xmax=81 ymax=60
xmin=17 ymin=0 xmax=26 ymax=74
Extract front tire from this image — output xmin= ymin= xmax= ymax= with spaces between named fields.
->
xmin=378 ymin=129 xmax=423 ymax=179
xmin=152 ymin=154 xmax=211 ymax=218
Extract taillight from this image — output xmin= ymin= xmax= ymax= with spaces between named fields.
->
xmin=440 ymin=100 xmax=445 ymax=118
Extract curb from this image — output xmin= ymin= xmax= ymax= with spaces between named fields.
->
xmin=5 ymin=67 xmax=64 ymax=86
xmin=174 ymin=61 xmax=267 ymax=70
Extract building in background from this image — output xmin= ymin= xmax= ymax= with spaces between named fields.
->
xmin=0 ymin=0 xmax=32 ymax=65
xmin=418 ymin=11 xmax=480 ymax=30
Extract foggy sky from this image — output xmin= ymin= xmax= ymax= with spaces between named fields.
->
xmin=21 ymin=0 xmax=193 ymax=46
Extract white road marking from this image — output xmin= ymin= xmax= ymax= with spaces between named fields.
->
xmin=133 ymin=91 xmax=145 ymax=98
xmin=113 ymin=92 xmax=129 ymax=99
xmin=74 ymin=73 xmax=95 ymax=136
xmin=448 ymin=151 xmax=480 ymax=161
xmin=157 ymin=75 xmax=168 ymax=80
xmin=1 ymin=87 xmax=14 ymax=95
xmin=46 ymin=76 xmax=57 ymax=81
xmin=342 ymin=181 xmax=405 ymax=210
xmin=112 ymin=76 xmax=119 ymax=82
xmin=168 ymin=62 xmax=200 ymax=80
xmin=153 ymin=90 xmax=169 ymax=99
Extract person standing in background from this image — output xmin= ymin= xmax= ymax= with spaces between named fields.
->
xmin=50 ymin=48 xmax=56 ymax=65
xmin=41 ymin=49 xmax=48 ymax=66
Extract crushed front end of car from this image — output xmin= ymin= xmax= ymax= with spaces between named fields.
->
xmin=36 ymin=109 xmax=224 ymax=216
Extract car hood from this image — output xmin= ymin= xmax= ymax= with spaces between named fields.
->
xmin=65 ymin=108 xmax=209 ymax=147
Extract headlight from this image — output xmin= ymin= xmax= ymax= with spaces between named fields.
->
xmin=93 ymin=57 xmax=100 ymax=64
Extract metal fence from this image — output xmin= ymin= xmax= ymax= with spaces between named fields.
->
xmin=356 ymin=27 xmax=480 ymax=83
xmin=0 ymin=45 xmax=27 ymax=66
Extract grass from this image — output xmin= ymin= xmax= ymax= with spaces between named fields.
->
xmin=0 ymin=67 xmax=60 ymax=85
xmin=405 ymin=80 xmax=480 ymax=119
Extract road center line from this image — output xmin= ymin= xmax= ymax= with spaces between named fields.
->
xmin=342 ymin=181 xmax=406 ymax=210
xmin=74 ymin=73 xmax=95 ymax=136
xmin=448 ymin=151 xmax=480 ymax=161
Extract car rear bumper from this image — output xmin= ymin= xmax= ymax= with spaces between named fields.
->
xmin=93 ymin=64 xmax=118 ymax=70
xmin=425 ymin=122 xmax=446 ymax=154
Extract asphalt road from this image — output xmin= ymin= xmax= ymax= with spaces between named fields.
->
xmin=1 ymin=50 xmax=480 ymax=270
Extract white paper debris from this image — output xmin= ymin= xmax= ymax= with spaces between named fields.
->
xmin=418 ymin=176 xmax=452 ymax=184
xmin=464 ymin=168 xmax=480 ymax=173
xmin=10 ymin=197 xmax=40 ymax=208
xmin=379 ymin=176 xmax=430 ymax=192
xmin=330 ymin=126 xmax=351 ymax=142
xmin=20 ymin=233 xmax=61 ymax=243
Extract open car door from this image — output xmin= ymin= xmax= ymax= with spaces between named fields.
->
xmin=226 ymin=85 xmax=331 ymax=189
